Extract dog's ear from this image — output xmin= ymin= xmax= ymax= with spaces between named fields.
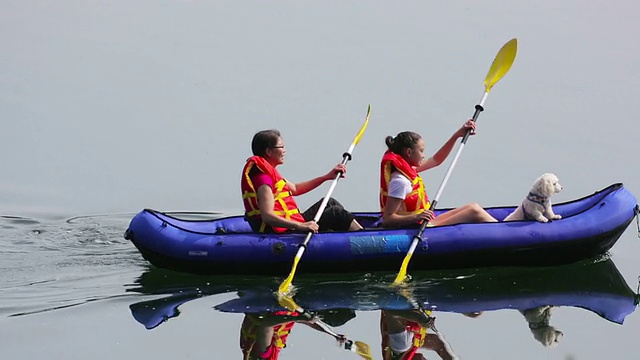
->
xmin=532 ymin=175 xmax=548 ymax=195
xmin=544 ymin=176 xmax=554 ymax=188
xmin=538 ymin=174 xmax=557 ymax=196
xmin=546 ymin=173 xmax=562 ymax=193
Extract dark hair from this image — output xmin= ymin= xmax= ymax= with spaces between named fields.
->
xmin=251 ymin=129 xmax=281 ymax=156
xmin=385 ymin=131 xmax=422 ymax=155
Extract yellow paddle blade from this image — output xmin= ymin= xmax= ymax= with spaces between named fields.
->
xmin=277 ymin=256 xmax=300 ymax=295
xmin=392 ymin=202 xmax=431 ymax=285
xmin=354 ymin=341 xmax=373 ymax=360
xmin=277 ymin=295 xmax=299 ymax=312
xmin=352 ymin=104 xmax=371 ymax=145
xmin=484 ymin=38 xmax=518 ymax=92
xmin=392 ymin=253 xmax=412 ymax=285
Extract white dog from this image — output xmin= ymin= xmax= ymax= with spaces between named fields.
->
xmin=504 ymin=173 xmax=563 ymax=222
xmin=520 ymin=306 xmax=564 ymax=347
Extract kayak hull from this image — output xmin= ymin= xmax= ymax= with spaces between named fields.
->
xmin=124 ymin=183 xmax=638 ymax=275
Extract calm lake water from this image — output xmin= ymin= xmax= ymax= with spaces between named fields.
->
xmin=1 ymin=213 xmax=640 ymax=359
xmin=2 ymin=1 xmax=640 ymax=359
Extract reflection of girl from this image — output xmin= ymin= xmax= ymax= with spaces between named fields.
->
xmin=240 ymin=311 xmax=299 ymax=360
xmin=381 ymin=310 xmax=457 ymax=360
xmin=240 ymin=310 xmax=350 ymax=359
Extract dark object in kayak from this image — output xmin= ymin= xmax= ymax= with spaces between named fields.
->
xmin=124 ymin=183 xmax=638 ymax=276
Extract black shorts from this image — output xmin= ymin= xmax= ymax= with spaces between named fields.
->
xmin=302 ymin=197 xmax=355 ymax=232
xmin=247 ymin=197 xmax=355 ymax=233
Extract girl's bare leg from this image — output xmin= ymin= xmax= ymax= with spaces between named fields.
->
xmin=349 ymin=219 xmax=364 ymax=231
xmin=430 ymin=203 xmax=497 ymax=226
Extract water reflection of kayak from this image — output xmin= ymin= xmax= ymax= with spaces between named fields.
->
xmin=128 ymin=257 xmax=638 ymax=330
xmin=124 ymin=183 xmax=639 ymax=276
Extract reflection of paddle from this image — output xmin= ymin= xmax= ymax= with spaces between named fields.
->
xmin=395 ymin=285 xmax=460 ymax=359
xmin=278 ymin=295 xmax=373 ymax=360
xmin=278 ymin=105 xmax=371 ymax=296
xmin=392 ymin=39 xmax=518 ymax=285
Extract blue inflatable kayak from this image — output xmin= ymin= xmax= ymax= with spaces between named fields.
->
xmin=124 ymin=183 xmax=638 ymax=275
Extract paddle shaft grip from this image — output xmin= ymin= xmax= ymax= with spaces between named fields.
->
xmin=461 ymin=104 xmax=484 ymax=143
xmin=415 ymin=199 xmax=437 ymax=239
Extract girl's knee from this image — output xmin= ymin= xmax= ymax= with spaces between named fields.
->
xmin=468 ymin=202 xmax=497 ymax=222
xmin=464 ymin=202 xmax=482 ymax=212
xmin=326 ymin=197 xmax=343 ymax=207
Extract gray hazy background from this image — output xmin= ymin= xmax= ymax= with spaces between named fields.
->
xmin=3 ymin=1 xmax=638 ymax=218
xmin=2 ymin=2 xmax=640 ymax=359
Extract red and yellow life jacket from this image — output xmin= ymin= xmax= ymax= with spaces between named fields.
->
xmin=380 ymin=313 xmax=427 ymax=360
xmin=240 ymin=311 xmax=298 ymax=360
xmin=380 ymin=151 xmax=430 ymax=215
xmin=241 ymin=156 xmax=305 ymax=233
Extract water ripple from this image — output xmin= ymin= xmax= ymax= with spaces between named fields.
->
xmin=0 ymin=212 xmax=144 ymax=318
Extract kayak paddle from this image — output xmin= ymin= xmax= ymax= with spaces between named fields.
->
xmin=278 ymin=295 xmax=373 ymax=359
xmin=392 ymin=38 xmax=518 ymax=285
xmin=277 ymin=105 xmax=371 ymax=295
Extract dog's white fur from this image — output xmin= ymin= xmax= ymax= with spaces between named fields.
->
xmin=504 ymin=173 xmax=563 ymax=222
xmin=520 ymin=306 xmax=563 ymax=347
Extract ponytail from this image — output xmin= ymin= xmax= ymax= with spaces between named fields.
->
xmin=385 ymin=131 xmax=422 ymax=154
